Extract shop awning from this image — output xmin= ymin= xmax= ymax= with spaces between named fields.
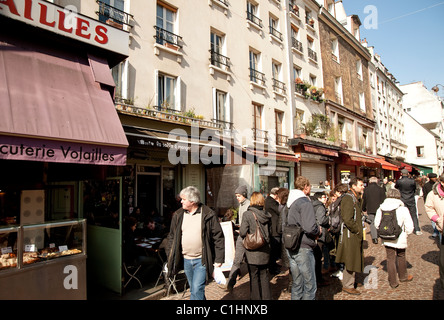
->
xmin=400 ymin=162 xmax=413 ymax=172
xmin=303 ymin=145 xmax=339 ymax=157
xmin=0 ymin=37 xmax=128 ymax=165
xmin=374 ymin=158 xmax=399 ymax=171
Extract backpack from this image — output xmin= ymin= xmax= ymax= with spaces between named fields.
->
xmin=329 ymin=196 xmax=343 ymax=234
xmin=377 ymin=209 xmax=402 ymax=240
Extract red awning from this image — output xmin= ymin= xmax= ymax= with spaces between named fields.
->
xmin=0 ymin=36 xmax=128 ymax=165
xmin=400 ymin=163 xmax=413 ymax=172
xmin=374 ymin=158 xmax=399 ymax=171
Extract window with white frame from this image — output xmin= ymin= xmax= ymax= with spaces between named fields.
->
xmin=334 ymin=77 xmax=343 ymax=104
xmin=249 ymin=49 xmax=264 ymax=85
xmin=359 ymin=92 xmax=365 ymax=112
xmin=112 ymin=59 xmax=128 ymax=100
xmin=213 ymin=89 xmax=230 ymax=127
xmin=210 ymin=30 xmax=227 ymax=68
xmin=157 ymin=71 xmax=180 ymax=110
xmin=356 ymin=59 xmax=363 ymax=80
xmin=156 ymin=2 xmax=177 ymax=46
xmin=331 ymin=38 xmax=339 ymax=62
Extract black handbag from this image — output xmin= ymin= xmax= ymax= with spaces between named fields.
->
xmin=282 ymin=207 xmax=303 ymax=252
xmin=243 ymin=212 xmax=266 ymax=250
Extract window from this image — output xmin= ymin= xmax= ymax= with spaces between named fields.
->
xmin=157 ymin=72 xmax=179 ymax=110
xmin=210 ymin=31 xmax=227 ymax=68
xmin=247 ymin=1 xmax=262 ymax=28
xmin=356 ymin=60 xmax=363 ymax=80
xmin=359 ymin=92 xmax=365 ymax=111
xmin=156 ymin=2 xmax=178 ymax=46
xmin=293 ymin=65 xmax=302 ymax=80
xmin=331 ymin=38 xmax=339 ymax=62
xmin=416 ymin=146 xmax=424 ymax=158
xmin=291 ymin=25 xmax=303 ymax=52
xmin=253 ymin=103 xmax=264 ymax=130
xmin=275 ymin=110 xmax=284 ymax=145
xmin=334 ymin=77 xmax=343 ymax=104
xmin=307 ymin=37 xmax=317 ymax=62
xmin=309 ymin=75 xmax=317 ymax=87
xmin=249 ymin=49 xmax=265 ymax=86
xmin=295 ymin=109 xmax=304 ymax=134
xmin=269 ymin=15 xmax=282 ymax=41
xmin=214 ymin=89 xmax=229 ymax=124
xmin=112 ymin=60 xmax=128 ymax=100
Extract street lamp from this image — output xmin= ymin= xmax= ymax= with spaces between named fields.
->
xmin=432 ymin=84 xmax=444 ymax=93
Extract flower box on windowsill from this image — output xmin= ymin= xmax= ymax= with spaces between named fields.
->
xmin=164 ymin=42 xmax=179 ymax=51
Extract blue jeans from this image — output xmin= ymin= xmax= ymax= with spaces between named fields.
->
xmin=287 ymin=247 xmax=317 ymax=300
xmin=184 ymin=258 xmax=207 ymax=300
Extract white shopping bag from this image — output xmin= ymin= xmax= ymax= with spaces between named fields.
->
xmin=212 ymin=267 xmax=226 ymax=285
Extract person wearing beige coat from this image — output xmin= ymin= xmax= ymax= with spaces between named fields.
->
xmin=424 ymin=176 xmax=444 ymax=289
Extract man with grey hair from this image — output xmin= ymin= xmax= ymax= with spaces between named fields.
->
xmin=166 ymin=186 xmax=225 ymax=300
xmin=362 ymin=176 xmax=386 ymax=244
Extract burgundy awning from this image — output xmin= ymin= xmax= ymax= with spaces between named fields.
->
xmin=0 ymin=36 xmax=128 ymax=165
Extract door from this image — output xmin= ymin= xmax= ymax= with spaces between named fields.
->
xmin=137 ymin=174 xmax=160 ymax=216
xmin=83 ymin=177 xmax=123 ymax=294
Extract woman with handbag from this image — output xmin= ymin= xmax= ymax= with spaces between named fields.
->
xmin=239 ymin=192 xmax=272 ymax=300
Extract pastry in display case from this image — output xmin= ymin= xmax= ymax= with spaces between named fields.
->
xmin=22 ymin=220 xmax=85 ymax=266
xmin=0 ymin=227 xmax=18 ymax=270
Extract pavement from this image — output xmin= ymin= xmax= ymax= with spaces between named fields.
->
xmin=111 ymin=197 xmax=444 ymax=301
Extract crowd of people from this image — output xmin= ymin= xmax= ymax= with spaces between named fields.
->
xmin=127 ymin=170 xmax=444 ymax=301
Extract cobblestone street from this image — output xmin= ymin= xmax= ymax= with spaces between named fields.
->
xmin=156 ymin=197 xmax=444 ymax=301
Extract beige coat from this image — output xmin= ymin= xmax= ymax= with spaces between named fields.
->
xmin=425 ymin=182 xmax=444 ymax=232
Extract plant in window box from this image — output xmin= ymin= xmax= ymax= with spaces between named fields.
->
xmin=309 ymin=18 xmax=315 ymax=26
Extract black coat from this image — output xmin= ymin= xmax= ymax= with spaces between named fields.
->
xmin=422 ymin=180 xmax=435 ymax=202
xmin=265 ymin=195 xmax=281 ymax=237
xmin=166 ymin=204 xmax=225 ymax=282
xmin=362 ymin=182 xmax=386 ymax=214
xmin=395 ymin=176 xmax=417 ymax=206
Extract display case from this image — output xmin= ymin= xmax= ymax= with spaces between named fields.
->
xmin=0 ymin=226 xmax=19 ymax=270
xmin=22 ymin=219 xmax=86 ymax=266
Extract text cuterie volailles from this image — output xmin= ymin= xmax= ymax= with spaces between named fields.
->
xmin=0 ymin=144 xmax=115 ymax=162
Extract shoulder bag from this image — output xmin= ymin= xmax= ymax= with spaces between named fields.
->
xmin=243 ymin=211 xmax=266 ymax=250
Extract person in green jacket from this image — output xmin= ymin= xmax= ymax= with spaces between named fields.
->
xmin=336 ymin=177 xmax=365 ymax=295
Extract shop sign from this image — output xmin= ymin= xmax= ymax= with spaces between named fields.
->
xmin=0 ymin=135 xmax=126 ymax=166
xmin=0 ymin=0 xmax=128 ymax=56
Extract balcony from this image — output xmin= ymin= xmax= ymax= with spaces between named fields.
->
xmin=96 ymin=0 xmax=133 ymax=28
xmin=115 ymin=99 xmax=227 ymax=131
xmin=272 ymin=78 xmax=286 ymax=99
xmin=269 ymin=26 xmax=283 ymax=42
xmin=247 ymin=11 xmax=263 ymax=29
xmin=289 ymin=2 xmax=300 ymax=18
xmin=154 ymin=26 xmax=182 ymax=48
xmin=249 ymin=68 xmax=266 ymax=87
xmin=291 ymin=37 xmax=303 ymax=54
xmin=308 ymin=48 xmax=317 ymax=63
xmin=277 ymin=133 xmax=288 ymax=147
xmin=253 ymin=128 xmax=269 ymax=144
xmin=209 ymin=50 xmax=231 ymax=70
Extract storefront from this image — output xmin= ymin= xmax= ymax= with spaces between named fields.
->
xmin=289 ymin=138 xmax=339 ymax=188
xmin=336 ymin=150 xmax=380 ymax=184
xmin=0 ymin=0 xmax=129 ymax=299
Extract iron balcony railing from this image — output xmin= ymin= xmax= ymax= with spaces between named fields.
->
xmin=214 ymin=0 xmax=229 ymax=6
xmin=247 ymin=11 xmax=263 ymax=28
xmin=253 ymin=128 xmax=268 ymax=144
xmin=277 ymin=134 xmax=288 ymax=147
xmin=308 ymin=48 xmax=317 ymax=62
xmin=249 ymin=68 xmax=266 ymax=86
xmin=291 ymin=37 xmax=303 ymax=52
xmin=269 ymin=26 xmax=283 ymax=41
xmin=289 ymin=1 xmax=300 ymax=17
xmin=209 ymin=50 xmax=231 ymax=70
xmin=272 ymin=78 xmax=286 ymax=93
xmin=154 ymin=26 xmax=183 ymax=48
xmin=96 ymin=0 xmax=132 ymax=26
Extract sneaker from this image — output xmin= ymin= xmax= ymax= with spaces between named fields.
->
xmin=415 ymin=231 xmax=423 ymax=235
xmin=400 ymin=275 xmax=413 ymax=282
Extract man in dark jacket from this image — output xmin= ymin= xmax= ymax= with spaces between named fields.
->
xmin=286 ymin=176 xmax=321 ymax=300
xmin=362 ymin=176 xmax=386 ymax=244
xmin=423 ymin=173 xmax=438 ymax=203
xmin=396 ymin=169 xmax=422 ymax=235
xmin=166 ymin=186 xmax=225 ymax=300
xmin=265 ymin=187 xmax=281 ymax=275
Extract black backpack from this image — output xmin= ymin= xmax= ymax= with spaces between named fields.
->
xmin=329 ymin=196 xmax=343 ymax=234
xmin=377 ymin=209 xmax=402 ymax=240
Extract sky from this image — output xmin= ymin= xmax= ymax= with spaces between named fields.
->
xmin=340 ymin=0 xmax=444 ymax=96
